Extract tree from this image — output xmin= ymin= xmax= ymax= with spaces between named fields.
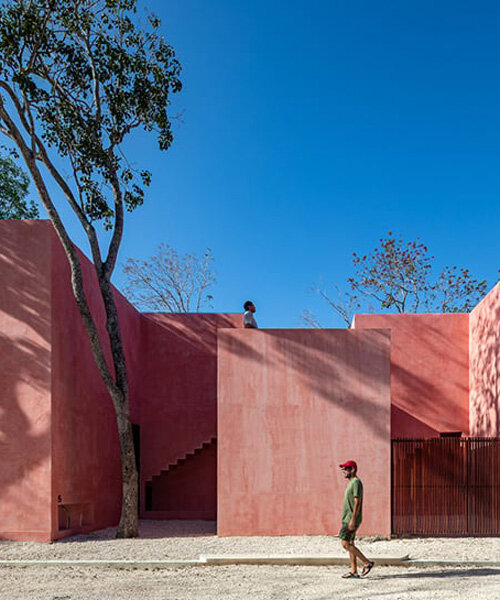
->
xmin=306 ymin=232 xmax=488 ymax=327
xmin=301 ymin=284 xmax=360 ymax=328
xmin=122 ymin=245 xmax=216 ymax=312
xmin=0 ymin=152 xmax=39 ymax=218
xmin=0 ymin=0 xmax=182 ymax=537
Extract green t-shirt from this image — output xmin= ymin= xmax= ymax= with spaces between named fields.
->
xmin=341 ymin=477 xmax=363 ymax=527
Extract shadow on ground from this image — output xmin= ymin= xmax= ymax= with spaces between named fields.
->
xmin=55 ymin=520 xmax=217 ymax=543
xmin=374 ymin=567 xmax=500 ymax=579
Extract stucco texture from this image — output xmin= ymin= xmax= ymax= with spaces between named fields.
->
xmin=0 ymin=221 xmax=52 ymax=541
xmin=217 ymin=328 xmax=391 ymax=536
xmin=353 ymin=314 xmax=469 ymax=437
xmin=50 ymin=231 xmax=144 ymax=540
xmin=139 ymin=313 xmax=240 ymax=520
xmin=0 ymin=220 xmax=240 ymax=540
xmin=470 ymin=281 xmax=500 ymax=436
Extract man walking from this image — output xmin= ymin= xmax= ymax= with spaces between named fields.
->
xmin=338 ymin=460 xmax=374 ymax=578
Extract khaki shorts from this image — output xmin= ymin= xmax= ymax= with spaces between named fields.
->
xmin=339 ymin=524 xmax=357 ymax=542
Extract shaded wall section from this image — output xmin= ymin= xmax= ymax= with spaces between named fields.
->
xmin=470 ymin=281 xmax=500 ymax=436
xmin=0 ymin=221 xmax=52 ymax=541
xmin=147 ymin=441 xmax=217 ymax=516
xmin=218 ymin=328 xmax=391 ymax=536
xmin=0 ymin=220 xmax=244 ymax=538
xmin=353 ymin=314 xmax=469 ymax=437
xmin=139 ymin=313 xmax=240 ymax=519
xmin=50 ymin=230 xmax=144 ymax=540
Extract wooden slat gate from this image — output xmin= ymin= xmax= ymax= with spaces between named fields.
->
xmin=392 ymin=438 xmax=500 ymax=536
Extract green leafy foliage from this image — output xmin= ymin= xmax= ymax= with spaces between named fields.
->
xmin=0 ymin=0 xmax=181 ymax=225
xmin=0 ymin=151 xmax=39 ymax=218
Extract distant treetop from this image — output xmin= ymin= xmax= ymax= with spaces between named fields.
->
xmin=304 ymin=232 xmax=488 ymax=327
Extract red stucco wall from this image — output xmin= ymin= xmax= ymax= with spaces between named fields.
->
xmin=147 ymin=442 xmax=217 ymax=519
xmin=139 ymin=313 xmax=240 ymax=518
xmin=9 ymin=219 xmax=494 ymax=540
xmin=391 ymin=405 xmax=439 ymax=438
xmin=47 ymin=228 xmax=240 ymax=532
xmin=0 ymin=221 xmax=52 ymax=541
xmin=1 ymin=220 xmax=242 ymax=539
xmin=470 ymin=281 xmax=500 ymax=436
xmin=353 ymin=314 xmax=469 ymax=437
xmin=50 ymin=230 xmax=144 ymax=540
xmin=217 ymin=328 xmax=391 ymax=536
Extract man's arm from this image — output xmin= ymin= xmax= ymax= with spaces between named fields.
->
xmin=348 ymin=496 xmax=362 ymax=531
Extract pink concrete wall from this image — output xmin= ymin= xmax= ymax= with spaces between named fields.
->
xmin=470 ymin=281 xmax=500 ymax=436
xmin=0 ymin=220 xmax=243 ymax=539
xmin=353 ymin=314 xmax=469 ymax=437
xmin=139 ymin=313 xmax=240 ymax=517
xmin=217 ymin=328 xmax=391 ymax=536
xmin=50 ymin=231 xmax=144 ymax=540
xmin=147 ymin=442 xmax=217 ymax=519
xmin=391 ymin=405 xmax=439 ymax=438
xmin=0 ymin=221 xmax=52 ymax=541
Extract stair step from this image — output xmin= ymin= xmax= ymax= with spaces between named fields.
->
xmin=147 ymin=437 xmax=218 ymax=485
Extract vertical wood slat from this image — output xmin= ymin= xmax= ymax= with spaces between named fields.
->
xmin=392 ymin=438 xmax=500 ymax=536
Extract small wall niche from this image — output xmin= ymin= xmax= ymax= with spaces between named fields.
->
xmin=58 ymin=502 xmax=94 ymax=531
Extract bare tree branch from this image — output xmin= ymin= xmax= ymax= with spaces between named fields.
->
xmin=122 ymin=245 xmax=216 ymax=313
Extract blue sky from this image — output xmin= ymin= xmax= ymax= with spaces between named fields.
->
xmin=38 ymin=1 xmax=500 ymax=327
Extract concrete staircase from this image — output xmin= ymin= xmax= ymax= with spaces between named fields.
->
xmin=144 ymin=437 xmax=217 ymax=512
xmin=149 ymin=437 xmax=217 ymax=482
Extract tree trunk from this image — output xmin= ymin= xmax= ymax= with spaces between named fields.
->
xmin=114 ymin=401 xmax=139 ymax=538
xmin=0 ymin=94 xmax=139 ymax=538
xmin=97 ymin=276 xmax=139 ymax=538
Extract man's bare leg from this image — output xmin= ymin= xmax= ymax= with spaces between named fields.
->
xmin=350 ymin=542 xmax=370 ymax=567
xmin=341 ymin=540 xmax=358 ymax=575
xmin=342 ymin=540 xmax=371 ymax=572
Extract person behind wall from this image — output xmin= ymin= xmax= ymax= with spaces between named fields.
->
xmin=338 ymin=460 xmax=374 ymax=579
xmin=243 ymin=300 xmax=258 ymax=329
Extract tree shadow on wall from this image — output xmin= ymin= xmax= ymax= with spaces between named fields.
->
xmin=354 ymin=315 xmax=470 ymax=434
xmin=391 ymin=361 xmax=466 ymax=434
xmin=0 ymin=223 xmax=52 ymax=529
xmin=218 ymin=319 xmax=474 ymax=443
xmin=389 ymin=317 xmax=469 ymax=433
xmin=218 ymin=327 xmax=392 ymax=442
xmin=273 ymin=328 xmax=391 ymax=442
xmin=136 ymin=313 xmax=248 ymax=482
xmin=470 ymin=302 xmax=500 ymax=435
xmin=143 ymin=312 xmax=264 ymax=362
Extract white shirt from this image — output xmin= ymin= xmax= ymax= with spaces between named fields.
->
xmin=243 ymin=310 xmax=258 ymax=328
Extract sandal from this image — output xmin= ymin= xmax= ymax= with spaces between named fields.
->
xmin=361 ymin=561 xmax=374 ymax=577
xmin=341 ymin=572 xmax=360 ymax=578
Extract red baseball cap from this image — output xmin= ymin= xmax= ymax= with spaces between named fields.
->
xmin=339 ymin=460 xmax=357 ymax=471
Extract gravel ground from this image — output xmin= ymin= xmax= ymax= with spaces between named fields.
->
xmin=1 ymin=564 xmax=500 ymax=600
xmin=1 ymin=521 xmax=500 ymax=599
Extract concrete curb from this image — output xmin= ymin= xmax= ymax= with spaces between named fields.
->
xmin=199 ymin=555 xmax=411 ymax=566
xmin=0 ymin=560 xmax=203 ymax=569
xmin=1 ymin=556 xmax=499 ymax=569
